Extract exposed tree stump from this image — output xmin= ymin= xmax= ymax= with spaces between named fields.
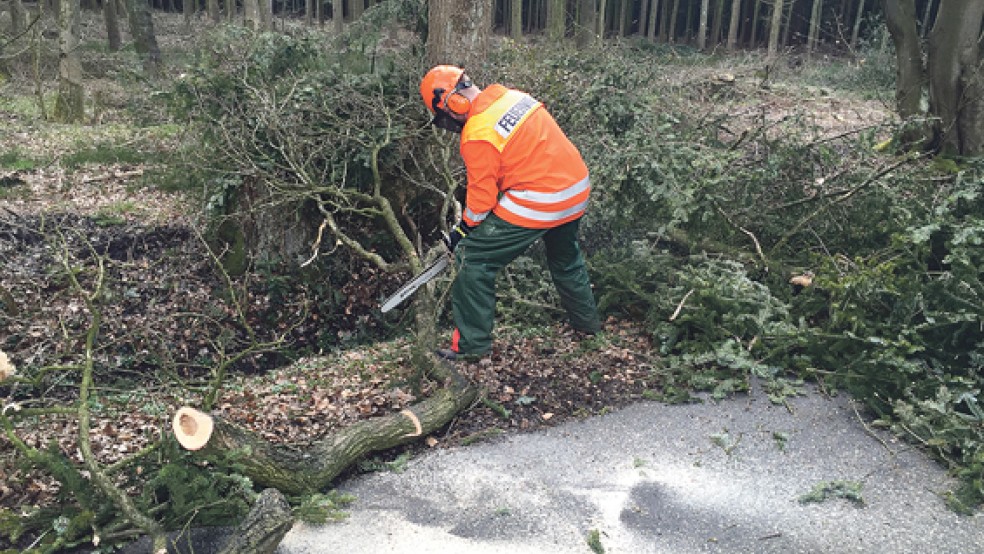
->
xmin=216 ymin=488 xmax=294 ymax=554
xmin=173 ymin=363 xmax=478 ymax=496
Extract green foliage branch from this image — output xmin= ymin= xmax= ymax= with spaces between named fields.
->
xmin=490 ymin=41 xmax=984 ymax=511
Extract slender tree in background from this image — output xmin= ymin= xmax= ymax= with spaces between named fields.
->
xmin=183 ymin=0 xmax=194 ymax=28
xmin=333 ymin=0 xmax=343 ymax=31
xmin=126 ymin=0 xmax=161 ymax=75
xmin=710 ymin=0 xmax=724 ymax=46
xmin=728 ymin=0 xmax=742 ymax=50
xmin=749 ymin=0 xmax=762 ymax=47
xmin=851 ymin=0 xmax=866 ymax=48
xmin=576 ymin=0 xmax=596 ymax=47
xmin=103 ymin=0 xmax=122 ymax=51
xmin=647 ymin=0 xmax=659 ymax=41
xmin=512 ymin=0 xmax=523 ymax=39
xmin=669 ymin=0 xmax=681 ymax=42
xmin=547 ymin=0 xmax=564 ymax=41
xmin=697 ymin=0 xmax=709 ymax=50
xmin=768 ymin=0 xmax=784 ymax=57
xmin=9 ymin=0 xmax=26 ymax=37
xmin=807 ymin=0 xmax=823 ymax=54
xmin=207 ymin=0 xmax=220 ymax=23
xmin=781 ymin=0 xmax=795 ymax=46
xmin=54 ymin=0 xmax=84 ymax=122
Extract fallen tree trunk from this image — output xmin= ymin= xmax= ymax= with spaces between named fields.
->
xmin=173 ymin=367 xmax=478 ymax=496
xmin=217 ymin=488 xmax=294 ymax=554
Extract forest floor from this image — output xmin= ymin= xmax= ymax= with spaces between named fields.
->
xmin=0 ymin=12 xmax=899 ymax=547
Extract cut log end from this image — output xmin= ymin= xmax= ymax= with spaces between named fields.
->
xmin=173 ymin=406 xmax=214 ymax=451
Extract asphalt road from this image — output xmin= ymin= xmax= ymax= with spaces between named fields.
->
xmin=276 ymin=381 xmax=982 ymax=554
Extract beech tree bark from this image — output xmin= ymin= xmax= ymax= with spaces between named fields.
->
xmin=54 ymin=0 xmax=84 ymax=122
xmin=807 ymin=0 xmax=822 ymax=54
xmin=926 ymin=0 xmax=984 ymax=156
xmin=103 ymin=0 xmax=121 ymax=51
xmin=426 ymin=0 xmax=491 ymax=67
xmin=647 ymin=0 xmax=659 ymax=41
xmin=728 ymin=0 xmax=741 ymax=50
xmin=884 ymin=0 xmax=984 ymax=156
xmin=697 ymin=0 xmax=709 ymax=50
xmin=767 ymin=0 xmax=784 ymax=58
xmin=511 ymin=0 xmax=523 ymax=38
xmin=575 ymin=0 xmax=596 ymax=47
xmin=546 ymin=0 xmax=564 ymax=41
xmin=125 ymin=0 xmax=161 ymax=74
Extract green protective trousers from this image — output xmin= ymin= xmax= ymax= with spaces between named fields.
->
xmin=451 ymin=213 xmax=601 ymax=357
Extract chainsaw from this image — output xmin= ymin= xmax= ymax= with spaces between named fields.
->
xmin=380 ymin=234 xmax=452 ymax=313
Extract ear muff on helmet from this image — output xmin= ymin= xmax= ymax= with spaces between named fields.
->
xmin=443 ymin=78 xmax=473 ymax=115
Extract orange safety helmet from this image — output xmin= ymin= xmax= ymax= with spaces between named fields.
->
xmin=420 ymin=65 xmax=472 ymax=116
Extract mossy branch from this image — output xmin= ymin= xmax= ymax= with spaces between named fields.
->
xmin=56 ymin=230 xmax=168 ymax=551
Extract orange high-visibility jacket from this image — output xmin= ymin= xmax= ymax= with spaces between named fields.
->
xmin=459 ymin=85 xmax=590 ymax=229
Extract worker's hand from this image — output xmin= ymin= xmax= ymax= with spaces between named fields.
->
xmin=449 ymin=221 xmax=474 ymax=251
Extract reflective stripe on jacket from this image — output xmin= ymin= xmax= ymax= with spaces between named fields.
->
xmin=460 ymin=85 xmax=590 ymax=229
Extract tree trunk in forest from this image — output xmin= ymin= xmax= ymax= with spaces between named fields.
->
xmin=225 ymin=0 xmax=234 ymax=21
xmin=884 ymin=0 xmax=984 ymax=156
xmin=427 ymin=0 xmax=491 ymax=67
xmin=669 ymin=0 xmax=680 ymax=42
xmin=807 ymin=0 xmax=822 ymax=54
xmin=244 ymin=0 xmax=260 ymax=29
xmin=546 ymin=0 xmax=564 ymax=41
xmin=207 ymin=0 xmax=219 ymax=22
xmin=684 ymin=0 xmax=694 ymax=42
xmin=618 ymin=0 xmax=627 ymax=36
xmin=697 ymin=0 xmax=709 ymax=49
xmin=883 ymin=0 xmax=924 ymax=119
xmin=728 ymin=0 xmax=741 ymax=49
xmin=173 ymin=366 xmax=479 ymax=495
xmin=575 ymin=0 xmax=596 ymax=47
xmin=54 ymin=0 xmax=84 ymax=123
xmin=638 ymin=0 xmax=650 ymax=36
xmin=103 ymin=0 xmax=121 ymax=51
xmin=850 ymin=0 xmax=865 ymax=47
xmin=9 ymin=0 xmax=26 ymax=37
xmin=767 ymin=0 xmax=783 ymax=57
xmin=926 ymin=0 xmax=984 ymax=156
xmin=749 ymin=0 xmax=761 ymax=47
xmin=511 ymin=0 xmax=522 ymax=38
xmin=659 ymin=0 xmax=670 ymax=41
xmin=647 ymin=0 xmax=659 ymax=41
xmin=710 ymin=0 xmax=724 ymax=46
xmin=350 ymin=0 xmax=363 ymax=21
xmin=333 ymin=0 xmax=343 ymax=31
xmin=597 ymin=0 xmax=607 ymax=37
xmin=781 ymin=0 xmax=794 ymax=47
xmin=125 ymin=0 xmax=161 ymax=74
xmin=183 ymin=0 xmax=194 ymax=29
xmin=260 ymin=0 xmax=273 ymax=31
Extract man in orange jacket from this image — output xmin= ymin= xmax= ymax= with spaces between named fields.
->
xmin=420 ymin=65 xmax=601 ymax=359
